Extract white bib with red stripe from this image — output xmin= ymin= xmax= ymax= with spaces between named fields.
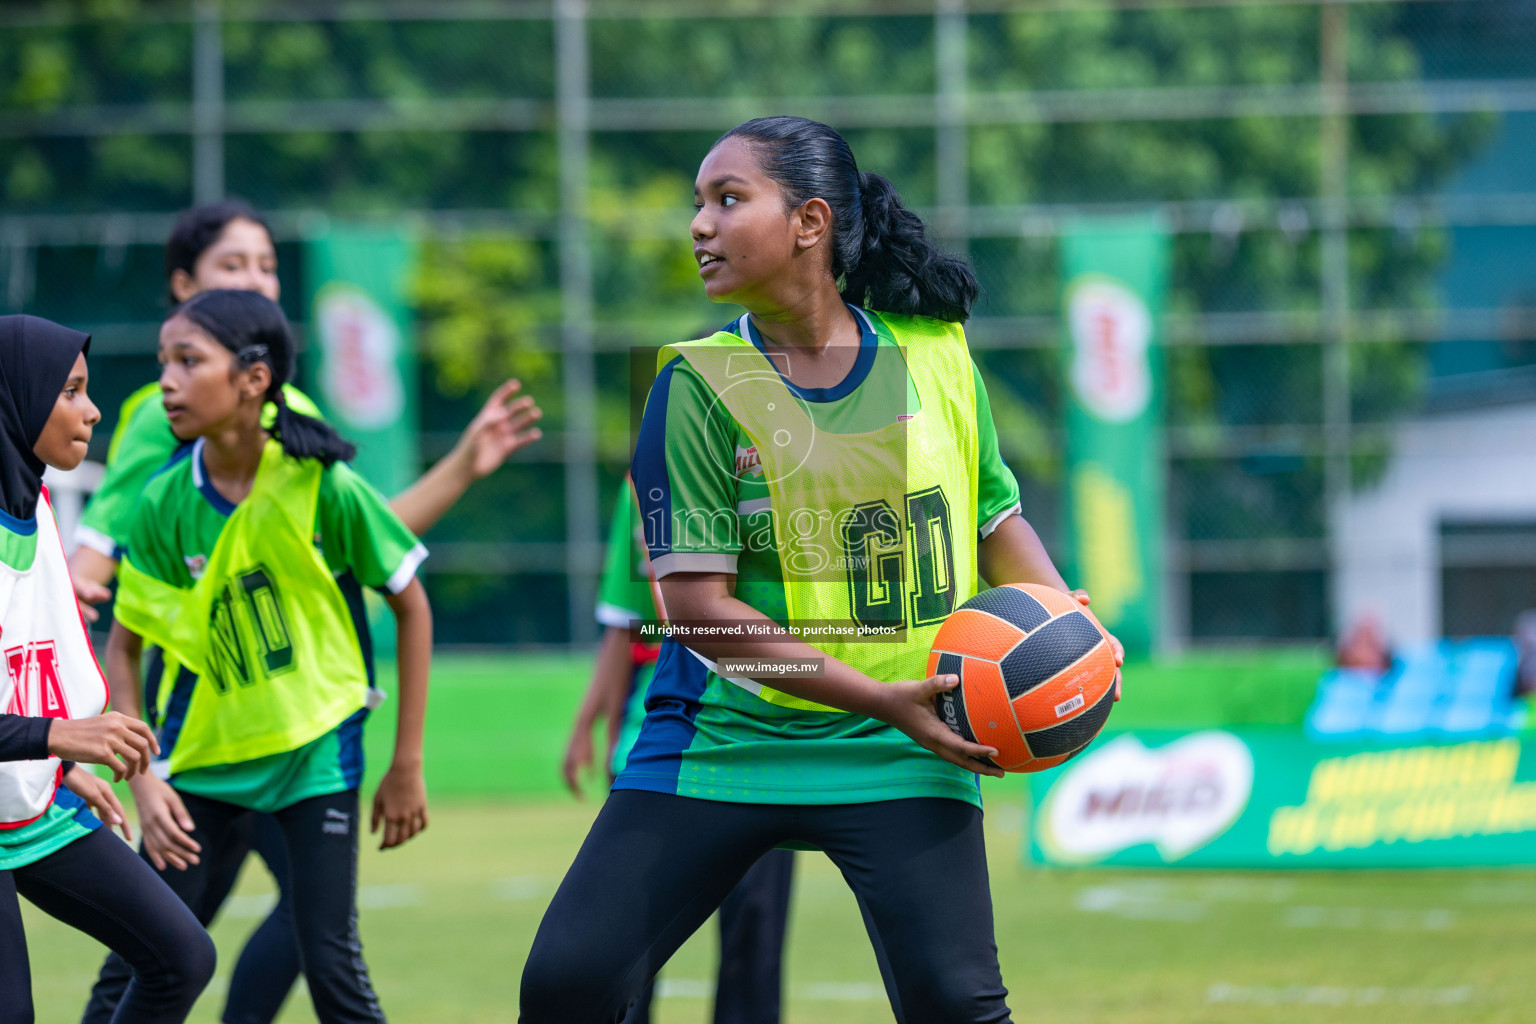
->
xmin=0 ymin=488 xmax=109 ymax=827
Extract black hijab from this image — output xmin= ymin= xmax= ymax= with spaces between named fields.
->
xmin=0 ymin=315 xmax=91 ymax=522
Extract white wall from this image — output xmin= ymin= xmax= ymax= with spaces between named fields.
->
xmin=1332 ymin=401 xmax=1536 ymax=646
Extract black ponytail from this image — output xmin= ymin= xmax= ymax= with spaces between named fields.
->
xmin=717 ymin=116 xmax=979 ymax=323
xmin=173 ymin=289 xmax=357 ymax=467
xmin=269 ymin=393 xmax=356 ymax=467
xmin=843 ymin=172 xmax=978 ymax=324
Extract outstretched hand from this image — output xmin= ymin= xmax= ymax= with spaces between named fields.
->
xmin=452 ymin=379 xmax=544 ymax=482
xmin=878 ymin=674 xmax=1005 ymax=778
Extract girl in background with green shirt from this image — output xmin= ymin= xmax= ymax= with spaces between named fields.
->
xmin=78 ymin=200 xmax=540 ymax=1024
xmin=100 ymin=290 xmax=432 ymax=1024
xmin=563 ymin=479 xmax=797 ymax=1024
xmin=71 ymin=200 xmax=542 ymax=616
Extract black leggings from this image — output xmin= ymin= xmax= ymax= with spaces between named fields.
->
xmin=224 ymin=814 xmax=302 ymax=1024
xmin=521 ymin=791 xmax=1012 ymax=1024
xmin=84 ymin=810 xmax=302 ymax=1024
xmin=622 ymin=847 xmax=795 ymax=1024
xmin=83 ymin=813 xmax=300 ymax=1024
xmin=81 ymin=789 xmax=384 ymax=1024
xmin=0 ymin=827 xmax=215 ymax=1024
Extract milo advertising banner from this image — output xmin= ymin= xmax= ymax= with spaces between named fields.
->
xmin=305 ymin=224 xmax=419 ymax=648
xmin=1059 ymin=216 xmax=1169 ymax=657
xmin=304 ymin=224 xmax=419 ymax=498
xmin=1027 ymin=730 xmax=1536 ymax=868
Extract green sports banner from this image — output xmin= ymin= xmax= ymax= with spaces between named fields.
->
xmin=1026 ymin=729 xmax=1536 ymax=868
xmin=305 ymin=224 xmax=420 ymax=650
xmin=1059 ymin=216 xmax=1169 ymax=657
xmin=304 ymin=223 xmax=419 ymax=498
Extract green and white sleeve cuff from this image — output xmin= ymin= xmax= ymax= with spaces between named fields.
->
xmin=384 ymin=543 xmax=429 ymax=594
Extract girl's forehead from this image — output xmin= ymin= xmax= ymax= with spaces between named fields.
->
xmin=697 ymin=138 xmax=764 ymax=184
xmin=158 ymin=316 xmax=218 ymax=348
xmin=207 ymin=218 xmax=273 ymax=255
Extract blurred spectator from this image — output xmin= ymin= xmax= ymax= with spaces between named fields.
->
xmin=1337 ymin=614 xmax=1393 ymax=673
xmin=1514 ymin=611 xmax=1536 ymax=696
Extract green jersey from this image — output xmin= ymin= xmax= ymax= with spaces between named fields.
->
xmin=121 ymin=439 xmax=424 ymax=811
xmin=595 ymin=482 xmax=662 ymax=774
xmin=616 ymin=307 xmax=1021 ymax=806
xmin=77 ymin=382 xmax=320 ymax=558
xmin=596 ymin=482 xmax=659 ymax=632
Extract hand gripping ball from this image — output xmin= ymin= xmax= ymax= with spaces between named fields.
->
xmin=928 ymin=583 xmax=1118 ymax=773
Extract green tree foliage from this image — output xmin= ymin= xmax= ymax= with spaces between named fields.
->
xmin=0 ymin=3 xmax=1497 ymax=639
xmin=964 ymin=5 xmax=1492 ymax=542
xmin=1 ymin=10 xmax=191 ymax=208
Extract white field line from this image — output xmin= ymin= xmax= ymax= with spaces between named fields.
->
xmin=493 ymin=875 xmax=555 ymax=901
xmin=1076 ymin=885 xmax=1210 ymax=921
xmin=1207 ymin=983 xmax=1477 ymax=1006
xmin=1281 ymin=906 xmax=1456 ymax=930
xmin=798 ymin=982 xmax=887 ymax=1001
xmin=1074 ymin=878 xmax=1295 ymax=922
xmin=1191 ymin=878 xmax=1298 ymax=902
xmin=1457 ymin=879 xmax=1536 ymax=904
xmin=1077 ymin=880 xmax=1460 ymax=931
xmin=222 ymin=884 xmax=424 ymax=918
xmin=357 ymin=883 xmax=425 ymax=909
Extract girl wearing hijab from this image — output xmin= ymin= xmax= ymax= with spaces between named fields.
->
xmin=98 ymin=290 xmax=433 ymax=1024
xmin=0 ymin=314 xmax=215 ymax=1024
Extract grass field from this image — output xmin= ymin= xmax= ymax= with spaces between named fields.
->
xmin=22 ymin=651 xmax=1536 ymax=1023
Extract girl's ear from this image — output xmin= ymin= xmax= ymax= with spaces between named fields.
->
xmin=169 ymin=269 xmax=199 ymax=303
xmin=794 ymin=197 xmax=833 ymax=251
xmin=241 ymin=360 xmax=273 ymax=401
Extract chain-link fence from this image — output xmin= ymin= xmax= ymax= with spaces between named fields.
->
xmin=5 ymin=0 xmax=1535 ymax=648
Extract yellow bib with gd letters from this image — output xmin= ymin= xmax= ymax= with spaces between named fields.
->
xmin=660 ymin=312 xmax=980 ymax=711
